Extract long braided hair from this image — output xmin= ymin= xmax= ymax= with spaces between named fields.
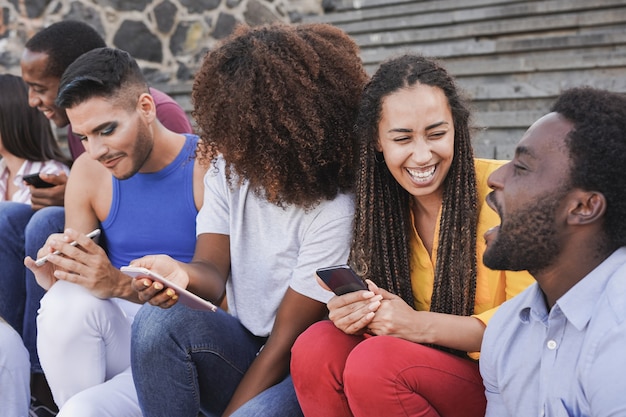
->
xmin=350 ymin=54 xmax=478 ymax=325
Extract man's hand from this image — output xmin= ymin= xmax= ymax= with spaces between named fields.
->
xmin=24 ymin=228 xmax=130 ymax=300
xmin=29 ymin=172 xmax=68 ymax=209
xmin=24 ymin=232 xmax=65 ymax=290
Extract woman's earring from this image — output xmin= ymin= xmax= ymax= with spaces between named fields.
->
xmin=374 ymin=151 xmax=385 ymax=164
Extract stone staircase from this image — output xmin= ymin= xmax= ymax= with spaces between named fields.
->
xmin=304 ymin=0 xmax=626 ymax=158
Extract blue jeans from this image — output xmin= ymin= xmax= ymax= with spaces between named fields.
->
xmin=0 ymin=202 xmax=64 ymax=373
xmin=131 ymin=303 xmax=304 ymax=417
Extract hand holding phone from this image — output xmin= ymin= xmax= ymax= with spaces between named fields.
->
xmin=23 ymin=173 xmax=55 ymax=188
xmin=316 ymin=264 xmax=367 ymax=295
xmin=34 ymin=229 xmax=101 ymax=266
xmin=121 ymin=266 xmax=217 ymax=312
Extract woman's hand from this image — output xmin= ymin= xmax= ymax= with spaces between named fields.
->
xmin=129 ymin=254 xmax=188 ymax=309
xmin=326 ymin=279 xmax=382 ymax=334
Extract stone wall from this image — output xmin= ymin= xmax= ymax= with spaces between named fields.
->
xmin=0 ymin=0 xmax=325 ymax=85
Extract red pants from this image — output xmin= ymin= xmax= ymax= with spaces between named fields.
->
xmin=291 ymin=320 xmax=486 ymax=417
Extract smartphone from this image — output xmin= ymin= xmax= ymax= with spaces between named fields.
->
xmin=23 ymin=173 xmax=55 ymax=188
xmin=120 ymin=266 xmax=218 ymax=312
xmin=34 ymin=229 xmax=101 ymax=266
xmin=316 ymin=264 xmax=367 ymax=295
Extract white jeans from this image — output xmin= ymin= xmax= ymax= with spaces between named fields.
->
xmin=37 ymin=280 xmax=142 ymax=417
xmin=0 ymin=319 xmax=30 ymax=417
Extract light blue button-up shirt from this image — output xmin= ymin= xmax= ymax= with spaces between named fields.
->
xmin=480 ymin=247 xmax=626 ymax=417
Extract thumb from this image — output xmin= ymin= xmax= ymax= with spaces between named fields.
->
xmin=39 ymin=171 xmax=68 ymax=186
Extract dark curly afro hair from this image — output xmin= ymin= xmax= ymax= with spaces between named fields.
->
xmin=192 ymin=22 xmax=368 ymax=208
xmin=551 ymin=86 xmax=626 ymax=250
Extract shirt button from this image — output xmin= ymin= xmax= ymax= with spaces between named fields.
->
xmin=547 ymin=340 xmax=557 ymax=350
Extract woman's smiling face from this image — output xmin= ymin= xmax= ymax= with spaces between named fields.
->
xmin=377 ymin=83 xmax=455 ymax=203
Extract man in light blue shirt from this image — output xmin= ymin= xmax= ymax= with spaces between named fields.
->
xmin=479 ymin=86 xmax=626 ymax=417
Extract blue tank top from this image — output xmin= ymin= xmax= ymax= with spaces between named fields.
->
xmin=101 ymin=134 xmax=199 ymax=268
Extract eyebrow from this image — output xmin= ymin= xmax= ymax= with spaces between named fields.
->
xmin=514 ymin=145 xmax=537 ymax=160
xmin=386 ymin=121 xmax=449 ymax=134
xmin=25 ymin=81 xmax=45 ymax=88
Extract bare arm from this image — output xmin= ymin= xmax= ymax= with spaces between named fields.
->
xmin=366 ymin=282 xmax=485 ymax=352
xmin=222 ymin=288 xmax=327 ymax=417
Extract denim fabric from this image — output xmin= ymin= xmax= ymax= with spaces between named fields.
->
xmin=131 ymin=303 xmax=303 ymax=417
xmin=0 ymin=202 xmax=64 ymax=373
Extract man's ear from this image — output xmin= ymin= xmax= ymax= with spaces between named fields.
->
xmin=137 ymin=92 xmax=156 ymax=123
xmin=567 ymin=190 xmax=606 ymax=226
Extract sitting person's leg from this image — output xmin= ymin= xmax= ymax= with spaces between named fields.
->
xmin=24 ymin=206 xmax=64 ymax=374
xmin=344 ymin=336 xmax=486 ymax=417
xmin=56 ymin=367 xmax=141 ymax=417
xmin=229 ymin=375 xmax=303 ymax=417
xmin=0 ymin=201 xmax=35 ymax=334
xmin=131 ymin=303 xmax=267 ymax=417
xmin=290 ymin=320 xmax=365 ymax=417
xmin=0 ymin=317 xmax=30 ymax=416
xmin=37 ymin=280 xmax=131 ymax=408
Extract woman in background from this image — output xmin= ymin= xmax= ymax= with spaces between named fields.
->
xmin=0 ymin=73 xmax=71 ymax=203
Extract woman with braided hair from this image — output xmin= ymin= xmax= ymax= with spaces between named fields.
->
xmin=291 ymin=54 xmax=534 ymax=417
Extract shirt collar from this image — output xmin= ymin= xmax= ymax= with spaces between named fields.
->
xmin=518 ymin=284 xmax=547 ymax=324
xmin=555 ymin=248 xmax=626 ymax=331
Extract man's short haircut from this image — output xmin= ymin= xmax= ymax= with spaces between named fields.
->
xmin=25 ymin=20 xmax=106 ymax=79
xmin=56 ymin=47 xmax=148 ymax=111
xmin=551 ymin=87 xmax=626 ymax=248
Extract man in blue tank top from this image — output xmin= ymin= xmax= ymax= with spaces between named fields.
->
xmin=0 ymin=20 xmax=193 ymax=414
xmin=24 ymin=47 xmax=206 ymax=417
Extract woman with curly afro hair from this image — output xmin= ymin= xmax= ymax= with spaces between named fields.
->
xmin=291 ymin=54 xmax=534 ymax=416
xmin=130 ymin=22 xmax=368 ymax=417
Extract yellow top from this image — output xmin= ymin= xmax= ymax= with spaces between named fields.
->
xmin=409 ymin=158 xmax=534 ymax=335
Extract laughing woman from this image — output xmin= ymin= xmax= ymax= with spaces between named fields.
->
xmin=290 ymin=54 xmax=534 ymax=417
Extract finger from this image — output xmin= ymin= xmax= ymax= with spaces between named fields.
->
xmin=63 ymin=228 xmax=100 ymax=250
xmin=327 ymin=290 xmax=377 ymax=310
xmin=335 ymin=311 xmax=376 ymax=334
xmin=129 ymin=255 xmax=157 ymax=269
xmin=39 ymin=171 xmax=68 ymax=185
xmin=147 ymin=285 xmax=179 ymax=307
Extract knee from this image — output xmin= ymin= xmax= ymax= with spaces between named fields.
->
xmin=131 ymin=303 xmax=177 ymax=356
xmin=57 ymin=394 xmax=101 ymax=417
xmin=344 ymin=336 xmax=396 ymax=393
xmin=291 ymin=320 xmax=337 ymax=368
xmin=25 ymin=207 xmax=64 ymax=242
xmin=38 ymin=281 xmax=116 ymax=337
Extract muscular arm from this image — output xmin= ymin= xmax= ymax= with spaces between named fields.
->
xmin=223 ymin=288 xmax=327 ymax=417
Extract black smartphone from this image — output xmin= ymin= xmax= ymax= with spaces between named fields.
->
xmin=316 ymin=264 xmax=367 ymax=295
xmin=23 ymin=173 xmax=54 ymax=188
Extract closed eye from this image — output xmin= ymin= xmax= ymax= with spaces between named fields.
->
xmin=100 ymin=123 xmax=117 ymax=136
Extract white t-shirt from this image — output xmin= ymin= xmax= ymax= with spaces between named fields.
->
xmin=197 ymin=157 xmax=354 ymax=337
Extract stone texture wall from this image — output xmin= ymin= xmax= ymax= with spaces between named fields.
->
xmin=0 ymin=0 xmax=325 ymax=85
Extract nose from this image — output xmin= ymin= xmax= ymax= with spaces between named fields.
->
xmin=86 ymin=137 xmax=108 ymax=161
xmin=409 ymin=137 xmax=432 ymax=166
xmin=28 ymin=88 xmax=41 ymax=108
xmin=487 ymin=162 xmax=508 ymax=190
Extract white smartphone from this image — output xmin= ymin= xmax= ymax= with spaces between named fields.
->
xmin=120 ymin=266 xmax=218 ymax=312
xmin=34 ymin=228 xmax=101 ymax=267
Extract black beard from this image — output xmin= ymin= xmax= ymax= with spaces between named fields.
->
xmin=483 ymin=191 xmax=565 ymax=274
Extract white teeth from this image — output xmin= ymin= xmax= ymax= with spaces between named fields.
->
xmin=407 ymin=166 xmax=436 ymax=182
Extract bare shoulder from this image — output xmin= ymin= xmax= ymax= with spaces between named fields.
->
xmin=192 ymin=150 xmax=209 ymax=210
xmin=66 ymin=153 xmax=112 ymax=221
